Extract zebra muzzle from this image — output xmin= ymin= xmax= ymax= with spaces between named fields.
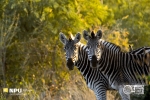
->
xmin=91 ymin=55 xmax=98 ymax=68
xmin=67 ymin=58 xmax=74 ymax=70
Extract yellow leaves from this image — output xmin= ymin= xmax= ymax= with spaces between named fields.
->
xmin=73 ymin=0 xmax=113 ymax=29
xmin=53 ymin=2 xmax=59 ymax=9
xmin=60 ymin=71 xmax=70 ymax=81
xmin=41 ymin=78 xmax=45 ymax=84
xmin=33 ymin=74 xmax=35 ymax=78
xmin=44 ymin=7 xmax=52 ymax=13
xmin=105 ymin=30 xmax=131 ymax=52
xmin=138 ymin=12 xmax=143 ymax=18
xmin=20 ymin=82 xmax=23 ymax=85
xmin=122 ymin=15 xmax=129 ymax=20
xmin=144 ymin=75 xmax=150 ymax=85
xmin=122 ymin=31 xmax=129 ymax=37
xmin=3 ymin=32 xmax=7 ymax=37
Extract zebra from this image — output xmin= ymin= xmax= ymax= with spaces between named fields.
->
xmin=59 ymin=32 xmax=113 ymax=100
xmin=129 ymin=46 xmax=150 ymax=54
xmin=83 ymin=30 xmax=150 ymax=100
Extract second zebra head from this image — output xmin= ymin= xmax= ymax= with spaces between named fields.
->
xmin=59 ymin=32 xmax=81 ymax=70
xmin=83 ymin=30 xmax=103 ymax=68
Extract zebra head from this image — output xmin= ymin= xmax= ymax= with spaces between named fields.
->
xmin=83 ymin=30 xmax=102 ymax=68
xmin=59 ymin=32 xmax=81 ymax=70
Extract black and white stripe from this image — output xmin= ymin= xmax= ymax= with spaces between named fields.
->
xmin=76 ymin=45 xmax=110 ymax=100
xmin=129 ymin=46 xmax=150 ymax=54
xmin=98 ymin=40 xmax=150 ymax=85
xmin=83 ymin=30 xmax=150 ymax=100
xmin=60 ymin=33 xmax=112 ymax=100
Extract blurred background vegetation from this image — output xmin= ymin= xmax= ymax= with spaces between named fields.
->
xmin=0 ymin=0 xmax=150 ymax=100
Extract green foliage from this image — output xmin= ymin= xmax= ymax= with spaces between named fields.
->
xmin=104 ymin=0 xmax=150 ymax=48
xmin=101 ymin=20 xmax=131 ymax=52
xmin=43 ymin=0 xmax=114 ymax=35
xmin=0 ymin=0 xmax=115 ymax=99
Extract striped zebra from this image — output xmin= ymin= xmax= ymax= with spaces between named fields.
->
xmin=129 ymin=46 xmax=150 ymax=54
xmin=59 ymin=32 xmax=112 ymax=100
xmin=83 ymin=30 xmax=150 ymax=100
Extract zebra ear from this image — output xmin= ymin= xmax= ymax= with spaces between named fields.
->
xmin=74 ymin=33 xmax=81 ymax=44
xmin=83 ymin=30 xmax=89 ymax=40
xmin=59 ymin=32 xmax=67 ymax=44
xmin=96 ymin=30 xmax=102 ymax=39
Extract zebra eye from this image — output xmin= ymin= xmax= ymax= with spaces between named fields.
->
xmin=96 ymin=43 xmax=98 ymax=46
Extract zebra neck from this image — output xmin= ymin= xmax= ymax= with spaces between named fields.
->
xmin=75 ymin=46 xmax=90 ymax=76
xmin=75 ymin=45 xmax=87 ymax=66
xmin=99 ymin=39 xmax=121 ymax=52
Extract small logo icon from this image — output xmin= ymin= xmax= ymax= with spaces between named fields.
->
xmin=3 ymin=88 xmax=8 ymax=93
xmin=134 ymin=85 xmax=144 ymax=94
xmin=123 ymin=85 xmax=144 ymax=94
xmin=123 ymin=85 xmax=132 ymax=94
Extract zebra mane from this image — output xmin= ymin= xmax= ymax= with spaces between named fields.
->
xmin=99 ymin=39 xmax=121 ymax=52
xmin=70 ymin=34 xmax=74 ymax=39
xmin=91 ymin=31 xmax=95 ymax=38
xmin=68 ymin=38 xmax=72 ymax=42
xmin=68 ymin=34 xmax=73 ymax=42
